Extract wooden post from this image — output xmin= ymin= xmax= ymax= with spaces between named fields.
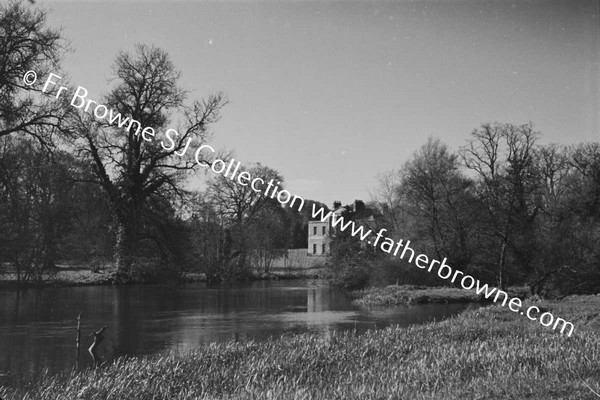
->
xmin=76 ymin=313 xmax=81 ymax=369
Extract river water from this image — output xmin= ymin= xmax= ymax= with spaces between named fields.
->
xmin=0 ymin=279 xmax=469 ymax=386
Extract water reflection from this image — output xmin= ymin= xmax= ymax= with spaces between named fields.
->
xmin=0 ymin=280 xmax=469 ymax=386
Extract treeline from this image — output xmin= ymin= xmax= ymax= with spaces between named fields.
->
xmin=0 ymin=2 xmax=321 ymax=284
xmin=0 ymin=132 xmax=318 ymax=284
xmin=2 ymin=2 xmax=598 ymax=294
xmin=187 ymin=172 xmax=325 ymax=281
xmin=328 ymin=126 xmax=600 ymax=297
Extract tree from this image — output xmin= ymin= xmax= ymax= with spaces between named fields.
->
xmin=0 ymin=1 xmax=67 ymax=141
xmin=461 ymin=122 xmax=541 ymax=290
xmin=0 ymin=135 xmax=76 ymax=283
xmin=248 ymin=206 xmax=287 ymax=273
xmin=527 ymin=144 xmax=573 ymax=295
xmin=63 ymin=170 xmax=114 ymax=267
xmin=205 ymin=162 xmax=283 ymax=279
xmin=371 ymin=169 xmax=405 ymax=236
xmin=547 ymin=142 xmax=600 ymax=295
xmin=400 ymin=137 xmax=473 ymax=267
xmin=325 ymin=202 xmax=380 ymax=290
xmin=569 ymin=142 xmax=600 ymax=218
xmin=71 ymin=44 xmax=226 ymax=280
xmin=187 ymin=195 xmax=227 ymax=282
xmin=537 ymin=144 xmax=571 ymax=216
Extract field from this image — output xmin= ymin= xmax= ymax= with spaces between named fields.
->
xmin=2 ymin=295 xmax=599 ymax=400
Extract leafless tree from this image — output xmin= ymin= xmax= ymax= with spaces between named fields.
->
xmin=70 ymin=44 xmax=227 ymax=279
xmin=461 ymin=122 xmax=540 ymax=290
xmin=0 ymin=1 xmax=68 ymax=142
xmin=206 ymin=163 xmax=283 ymax=278
xmin=371 ymin=169 xmax=405 ymax=236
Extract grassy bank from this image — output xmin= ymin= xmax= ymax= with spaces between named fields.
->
xmin=2 ymin=296 xmax=599 ymax=399
xmin=350 ymin=284 xmax=486 ymax=306
xmin=0 ymin=265 xmax=325 ymax=288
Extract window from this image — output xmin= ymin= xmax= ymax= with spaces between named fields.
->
xmin=313 ymin=244 xmax=317 ymax=254
xmin=322 ymin=244 xmax=326 ymax=254
xmin=322 ymin=226 xmax=326 ymax=235
xmin=313 ymin=226 xmax=317 ymax=235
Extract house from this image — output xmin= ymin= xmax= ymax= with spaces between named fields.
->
xmin=307 ymin=201 xmax=342 ymax=256
xmin=308 ymin=220 xmax=330 ymax=256
xmin=308 ymin=200 xmax=375 ymax=256
xmin=307 ymin=200 xmax=367 ymax=256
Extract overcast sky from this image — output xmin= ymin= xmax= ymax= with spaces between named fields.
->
xmin=42 ymin=0 xmax=599 ymax=207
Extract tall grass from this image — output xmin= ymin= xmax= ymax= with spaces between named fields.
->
xmin=351 ymin=284 xmax=482 ymax=306
xmin=1 ymin=297 xmax=600 ymax=399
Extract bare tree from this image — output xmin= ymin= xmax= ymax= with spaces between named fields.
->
xmin=371 ymin=169 xmax=405 ymax=236
xmin=461 ymin=122 xmax=540 ymax=289
xmin=0 ymin=135 xmax=76 ymax=283
xmin=70 ymin=44 xmax=226 ymax=280
xmin=248 ymin=206 xmax=287 ymax=274
xmin=569 ymin=142 xmax=600 ymax=217
xmin=0 ymin=1 xmax=67 ymax=142
xmin=401 ymin=137 xmax=473 ymax=264
xmin=537 ymin=144 xmax=571 ymax=215
xmin=206 ymin=162 xmax=283 ymax=279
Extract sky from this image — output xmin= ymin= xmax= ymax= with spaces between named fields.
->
xmin=39 ymin=0 xmax=600 ymax=208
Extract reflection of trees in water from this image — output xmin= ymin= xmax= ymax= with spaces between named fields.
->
xmin=4 ymin=282 xmax=463 ymax=384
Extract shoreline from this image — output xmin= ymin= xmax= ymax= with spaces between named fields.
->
xmin=1 ymin=295 xmax=598 ymax=399
xmin=0 ymin=268 xmax=325 ymax=289
xmin=350 ymin=284 xmax=532 ymax=306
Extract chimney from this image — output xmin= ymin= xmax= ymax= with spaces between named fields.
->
xmin=354 ymin=199 xmax=365 ymax=213
xmin=333 ymin=201 xmax=342 ymax=210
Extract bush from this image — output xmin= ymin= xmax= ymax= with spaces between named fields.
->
xmin=368 ymin=258 xmax=445 ymax=287
xmin=325 ymin=231 xmax=375 ymax=290
xmin=326 ymin=262 xmax=371 ymax=290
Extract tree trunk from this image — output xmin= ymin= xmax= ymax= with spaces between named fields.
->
xmin=498 ymin=241 xmax=508 ymax=291
xmin=114 ymin=222 xmax=135 ymax=280
xmin=235 ymin=221 xmax=247 ymax=278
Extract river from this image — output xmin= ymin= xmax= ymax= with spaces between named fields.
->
xmin=0 ymin=279 xmax=469 ymax=386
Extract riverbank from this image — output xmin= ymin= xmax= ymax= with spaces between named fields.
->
xmin=1 ymin=295 xmax=598 ymax=399
xmin=0 ymin=264 xmax=325 ymax=288
xmin=350 ymin=284 xmax=531 ymax=306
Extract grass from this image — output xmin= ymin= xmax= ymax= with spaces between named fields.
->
xmin=0 ymin=264 xmax=325 ymax=288
xmin=0 ymin=264 xmax=118 ymax=288
xmin=1 ymin=296 xmax=600 ymax=399
xmin=351 ymin=284 xmax=484 ymax=306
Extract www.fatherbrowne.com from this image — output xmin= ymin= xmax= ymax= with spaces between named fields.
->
xmin=31 ymin=70 xmax=574 ymax=337
xmin=311 ymin=205 xmax=575 ymax=337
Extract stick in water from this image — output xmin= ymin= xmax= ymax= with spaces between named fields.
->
xmin=88 ymin=325 xmax=108 ymax=368
xmin=76 ymin=313 xmax=81 ymax=369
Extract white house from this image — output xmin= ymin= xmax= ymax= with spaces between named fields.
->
xmin=307 ymin=200 xmax=373 ymax=256
xmin=308 ymin=220 xmax=330 ymax=256
xmin=307 ymin=201 xmax=346 ymax=256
